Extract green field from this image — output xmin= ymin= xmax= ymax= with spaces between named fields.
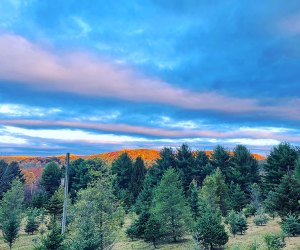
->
xmin=1 ymin=216 xmax=300 ymax=250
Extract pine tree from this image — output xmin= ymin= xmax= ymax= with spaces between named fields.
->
xmin=129 ymin=156 xmax=146 ymax=204
xmin=66 ymin=176 xmax=124 ymax=250
xmin=271 ymin=174 xmax=300 ymax=218
xmin=111 ymin=152 xmax=133 ymax=207
xmin=200 ymin=168 xmax=229 ymax=216
xmin=280 ymin=214 xmax=300 ymax=236
xmin=228 ymin=183 xmax=248 ymax=212
xmin=294 ymin=155 xmax=300 ymax=183
xmin=211 ymin=145 xmax=231 ymax=181
xmin=225 ymin=210 xmax=248 ymax=236
xmin=188 ymin=179 xmax=200 ymax=220
xmin=36 ymin=220 xmax=64 ymax=250
xmin=40 ymin=161 xmax=61 ymax=196
xmin=0 ymin=179 xmax=24 ymax=249
xmin=134 ymin=173 xmax=154 ymax=214
xmin=0 ymin=160 xmax=23 ymax=198
xmin=193 ymin=208 xmax=228 ymax=250
xmin=144 ymin=214 xmax=163 ymax=248
xmin=175 ymin=144 xmax=195 ymax=192
xmin=25 ymin=208 xmax=40 ymax=235
xmin=264 ymin=142 xmax=298 ymax=191
xmin=230 ymin=145 xmax=260 ymax=192
xmin=152 ymin=169 xmax=191 ymax=242
xmin=46 ymin=187 xmax=64 ymax=221
xmin=193 ymin=151 xmax=214 ymax=185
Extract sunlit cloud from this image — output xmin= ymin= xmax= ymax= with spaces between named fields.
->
xmin=1 ymin=34 xmax=300 ymax=121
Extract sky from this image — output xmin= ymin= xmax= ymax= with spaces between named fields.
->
xmin=1 ymin=0 xmax=300 ymax=156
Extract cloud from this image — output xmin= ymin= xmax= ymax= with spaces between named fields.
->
xmin=0 ymin=103 xmax=61 ymax=117
xmin=1 ymin=34 xmax=300 ymax=120
xmin=1 ymin=119 xmax=300 ymax=143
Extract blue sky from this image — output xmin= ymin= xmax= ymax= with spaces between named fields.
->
xmin=1 ymin=0 xmax=300 ymax=155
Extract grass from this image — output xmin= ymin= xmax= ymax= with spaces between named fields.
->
xmin=1 ymin=216 xmax=300 ymax=250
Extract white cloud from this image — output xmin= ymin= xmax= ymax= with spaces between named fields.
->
xmin=0 ymin=135 xmax=27 ymax=144
xmin=0 ymin=103 xmax=61 ymax=117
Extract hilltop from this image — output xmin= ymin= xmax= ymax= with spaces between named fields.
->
xmin=0 ymin=148 xmax=265 ymax=170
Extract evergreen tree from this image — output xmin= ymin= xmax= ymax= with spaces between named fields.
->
xmin=225 ymin=210 xmax=239 ymax=237
xmin=134 ymin=173 xmax=154 ymax=214
xmin=46 ymin=187 xmax=64 ymax=221
xmin=294 ymin=155 xmax=300 ymax=183
xmin=271 ymin=174 xmax=300 ymax=218
xmin=200 ymin=168 xmax=229 ymax=216
xmin=228 ymin=183 xmax=248 ymax=212
xmin=188 ymin=179 xmax=200 ymax=220
xmin=25 ymin=208 xmax=40 ymax=235
xmin=193 ymin=151 xmax=214 ymax=185
xmin=280 ymin=214 xmax=300 ymax=236
xmin=144 ymin=214 xmax=163 ymax=248
xmin=230 ymin=145 xmax=260 ymax=193
xmin=193 ymin=208 xmax=228 ymax=250
xmin=111 ymin=152 xmax=133 ymax=207
xmin=211 ymin=145 xmax=231 ymax=181
xmin=144 ymin=147 xmax=176 ymax=190
xmin=66 ymin=176 xmax=124 ymax=250
xmin=0 ymin=179 xmax=24 ymax=250
xmin=253 ymin=209 xmax=269 ymax=226
xmin=35 ymin=220 xmax=64 ymax=250
xmin=68 ymin=158 xmax=109 ymax=200
xmin=152 ymin=169 xmax=191 ymax=242
xmin=129 ymin=156 xmax=146 ymax=203
xmin=225 ymin=210 xmax=248 ymax=236
xmin=175 ymin=144 xmax=195 ymax=192
xmin=264 ymin=233 xmax=285 ymax=250
xmin=264 ymin=142 xmax=298 ymax=191
xmin=40 ymin=161 xmax=61 ymax=196
xmin=0 ymin=160 xmax=23 ymax=198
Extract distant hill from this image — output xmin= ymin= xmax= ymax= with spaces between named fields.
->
xmin=0 ymin=148 xmax=265 ymax=170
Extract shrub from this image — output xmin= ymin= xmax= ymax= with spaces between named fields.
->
xmin=280 ymin=214 xmax=300 ymax=236
xmin=264 ymin=233 xmax=285 ymax=250
xmin=253 ymin=210 xmax=269 ymax=226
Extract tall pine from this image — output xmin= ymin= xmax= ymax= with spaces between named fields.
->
xmin=264 ymin=142 xmax=298 ymax=191
xmin=129 ymin=156 xmax=146 ymax=204
xmin=152 ymin=169 xmax=191 ymax=242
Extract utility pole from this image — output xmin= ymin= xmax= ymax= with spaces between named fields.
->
xmin=61 ymin=152 xmax=70 ymax=234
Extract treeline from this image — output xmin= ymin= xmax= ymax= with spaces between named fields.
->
xmin=0 ymin=142 xmax=300 ymax=249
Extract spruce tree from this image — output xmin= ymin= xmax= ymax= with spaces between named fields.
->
xmin=230 ymin=145 xmax=260 ymax=193
xmin=228 ymin=183 xmax=248 ymax=212
xmin=111 ymin=152 xmax=133 ymax=207
xmin=40 ymin=161 xmax=61 ymax=196
xmin=264 ymin=142 xmax=298 ymax=191
xmin=144 ymin=214 xmax=163 ymax=248
xmin=294 ymin=155 xmax=300 ymax=183
xmin=0 ymin=179 xmax=24 ymax=250
xmin=129 ymin=156 xmax=146 ymax=204
xmin=211 ymin=145 xmax=231 ymax=181
xmin=193 ymin=208 xmax=228 ymax=250
xmin=271 ymin=174 xmax=300 ymax=218
xmin=188 ymin=179 xmax=200 ymax=220
xmin=46 ymin=187 xmax=64 ymax=221
xmin=25 ymin=208 xmax=40 ymax=235
xmin=200 ymin=168 xmax=229 ymax=216
xmin=193 ymin=151 xmax=214 ymax=185
xmin=152 ymin=169 xmax=191 ymax=242
xmin=0 ymin=160 xmax=23 ymax=198
xmin=175 ymin=144 xmax=195 ymax=192
xmin=280 ymin=214 xmax=300 ymax=236
xmin=66 ymin=176 xmax=124 ymax=250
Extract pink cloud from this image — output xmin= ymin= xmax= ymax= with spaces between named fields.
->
xmin=1 ymin=119 xmax=300 ymax=143
xmin=0 ymin=34 xmax=300 ymax=119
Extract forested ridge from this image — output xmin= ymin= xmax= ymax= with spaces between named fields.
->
xmin=1 ymin=142 xmax=300 ymax=249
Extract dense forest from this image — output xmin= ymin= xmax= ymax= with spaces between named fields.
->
xmin=1 ymin=142 xmax=300 ymax=250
